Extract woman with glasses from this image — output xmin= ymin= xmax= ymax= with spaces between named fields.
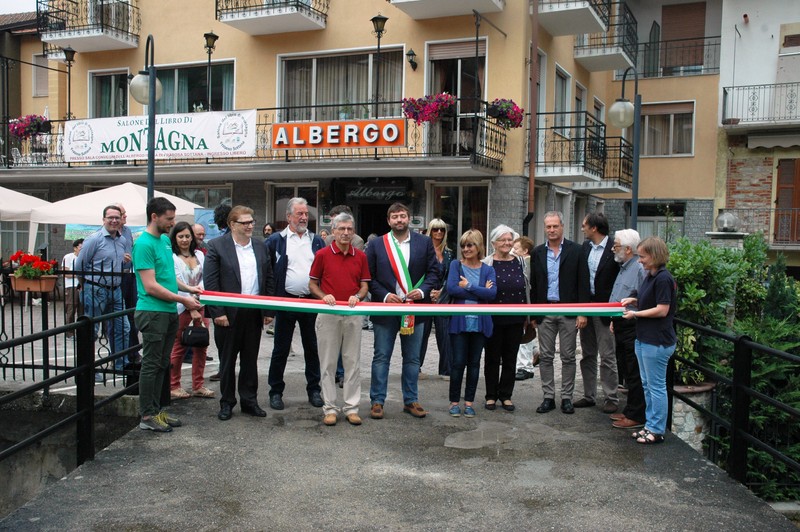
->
xmin=445 ymin=230 xmax=496 ymax=417
xmin=482 ymin=225 xmax=528 ymax=412
xmin=418 ymin=218 xmax=454 ymax=380
xmin=168 ymin=222 xmax=214 ymax=399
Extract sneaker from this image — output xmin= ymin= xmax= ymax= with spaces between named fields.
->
xmin=139 ymin=415 xmax=172 ymax=432
xmin=449 ymin=404 xmax=461 ymax=417
xmin=464 ymin=405 xmax=477 ymax=418
xmin=156 ymin=411 xmax=182 ymax=428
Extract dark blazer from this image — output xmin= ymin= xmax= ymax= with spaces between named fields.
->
xmin=265 ymin=229 xmax=325 ymax=297
xmin=530 ymin=238 xmax=590 ymax=322
xmin=366 ymin=231 xmax=440 ymax=325
xmin=204 ymin=233 xmax=275 ymax=322
xmin=582 ymin=238 xmax=620 ymax=324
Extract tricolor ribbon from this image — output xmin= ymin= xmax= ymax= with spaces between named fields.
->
xmin=200 ymin=291 xmax=624 ymax=317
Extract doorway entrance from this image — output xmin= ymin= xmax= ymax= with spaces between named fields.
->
xmin=357 ymin=203 xmax=391 ymax=239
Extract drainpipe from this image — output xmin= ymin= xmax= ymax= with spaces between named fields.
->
xmin=523 ymin=3 xmax=539 ymax=236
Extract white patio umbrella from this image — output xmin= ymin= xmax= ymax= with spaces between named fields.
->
xmin=0 ymin=186 xmax=51 ymax=257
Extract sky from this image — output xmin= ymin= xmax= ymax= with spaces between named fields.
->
xmin=0 ymin=1 xmax=37 ymax=15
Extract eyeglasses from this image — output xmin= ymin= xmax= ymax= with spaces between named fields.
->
xmin=105 ymin=216 xmax=121 ymax=221
xmin=460 ymin=243 xmax=476 ymax=249
xmin=234 ymin=220 xmax=256 ymax=226
xmin=430 ymin=227 xmax=445 ymax=232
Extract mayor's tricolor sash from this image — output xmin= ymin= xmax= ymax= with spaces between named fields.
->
xmin=200 ymin=291 xmax=623 ymax=317
xmin=383 ymin=233 xmax=425 ymax=335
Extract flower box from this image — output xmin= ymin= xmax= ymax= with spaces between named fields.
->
xmin=11 ymin=275 xmax=58 ymax=293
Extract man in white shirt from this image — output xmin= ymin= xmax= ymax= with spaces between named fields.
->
xmin=62 ymin=238 xmax=83 ymax=337
xmin=264 ymin=197 xmax=326 ymax=410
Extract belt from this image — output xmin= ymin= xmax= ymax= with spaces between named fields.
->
xmin=84 ymin=279 xmax=115 ymax=289
xmin=283 ymin=293 xmax=309 ymax=299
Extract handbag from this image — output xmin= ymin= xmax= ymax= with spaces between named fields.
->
xmin=181 ymin=323 xmax=209 ymax=347
xmin=520 ymin=318 xmax=537 ymax=343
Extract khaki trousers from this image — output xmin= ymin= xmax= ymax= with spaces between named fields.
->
xmin=316 ymin=313 xmax=362 ymax=416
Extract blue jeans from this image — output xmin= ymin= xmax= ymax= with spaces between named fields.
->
xmin=268 ymin=310 xmax=321 ymax=397
xmin=82 ymin=283 xmax=130 ymax=370
xmin=370 ymin=318 xmax=424 ymax=406
xmin=449 ymin=332 xmax=485 ymax=403
xmin=635 ymin=339 xmax=676 ymax=435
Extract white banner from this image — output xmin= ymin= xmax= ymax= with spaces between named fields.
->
xmin=63 ymin=110 xmax=257 ymax=162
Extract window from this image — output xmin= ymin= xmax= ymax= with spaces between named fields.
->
xmin=282 ymin=51 xmax=402 ymax=121
xmin=33 ymin=54 xmax=48 ymax=98
xmin=156 ymin=63 xmax=234 ymax=114
xmin=91 ymin=72 xmax=128 ymax=118
xmin=774 ymin=159 xmax=800 ymax=244
xmin=635 ymin=203 xmax=685 ymax=241
xmin=640 ymin=102 xmax=694 ymax=156
xmin=428 ymin=182 xmax=489 ymax=255
xmin=554 ymin=68 xmax=570 ymax=135
xmin=268 ymin=185 xmax=318 ymax=233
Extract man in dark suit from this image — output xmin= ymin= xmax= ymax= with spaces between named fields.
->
xmin=576 ymin=212 xmax=620 ymax=413
xmin=204 ymin=205 xmax=275 ymax=421
xmin=530 ymin=211 xmax=590 ymax=415
xmin=366 ymin=203 xmax=439 ymax=420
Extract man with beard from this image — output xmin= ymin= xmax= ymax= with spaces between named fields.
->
xmin=134 ymin=197 xmax=202 ymax=432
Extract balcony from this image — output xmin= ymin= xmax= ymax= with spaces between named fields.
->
xmin=538 ymin=0 xmax=609 ymax=37
xmin=0 ymin=101 xmax=507 ymax=177
xmin=722 ymin=83 xmax=800 ymax=133
xmin=723 ymin=208 xmax=800 ymax=249
xmin=574 ymin=1 xmax=636 ymax=72
xmin=216 ymin=0 xmax=328 ymax=35
xmin=37 ymin=0 xmax=140 ymax=53
xmin=571 ymin=136 xmax=632 ymax=193
xmin=388 ymin=0 xmax=504 ymax=20
xmin=616 ymin=36 xmax=720 ymax=80
xmin=532 ymin=111 xmax=606 ymax=184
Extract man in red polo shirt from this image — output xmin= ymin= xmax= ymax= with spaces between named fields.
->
xmin=309 ymin=212 xmax=371 ymax=426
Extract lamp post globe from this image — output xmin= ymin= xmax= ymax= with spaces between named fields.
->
xmin=608 ymin=98 xmax=635 ymax=129
xmin=130 ymin=72 xmax=163 ymax=106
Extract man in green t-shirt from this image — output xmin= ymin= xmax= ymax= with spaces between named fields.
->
xmin=133 ymin=197 xmax=202 ymax=433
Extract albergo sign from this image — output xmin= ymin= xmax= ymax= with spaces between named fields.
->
xmin=272 ymin=119 xmax=406 ymax=150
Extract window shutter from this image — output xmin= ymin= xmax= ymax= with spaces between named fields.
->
xmin=33 ymin=55 xmax=48 ymax=97
xmin=774 ymin=159 xmax=800 ymax=242
xmin=641 ymin=102 xmax=694 ymax=116
xmin=429 ymin=40 xmax=486 ymax=60
xmin=661 ymin=2 xmax=706 ymax=68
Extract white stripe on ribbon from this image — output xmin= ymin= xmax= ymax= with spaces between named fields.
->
xmin=200 ymin=291 xmax=623 ymax=317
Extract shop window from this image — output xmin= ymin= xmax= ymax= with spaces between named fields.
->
xmin=268 ymin=185 xmax=318 ymax=233
xmin=429 ymin=183 xmax=489 ymax=255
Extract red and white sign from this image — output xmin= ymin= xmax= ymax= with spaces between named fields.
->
xmin=272 ymin=119 xmax=406 ymax=150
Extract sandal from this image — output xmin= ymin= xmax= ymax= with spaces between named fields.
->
xmin=631 ymin=428 xmax=648 ymax=440
xmin=192 ymin=387 xmax=215 ymax=398
xmin=170 ymin=388 xmax=190 ymax=399
xmin=635 ymin=429 xmax=665 ymax=445
xmin=485 ymin=400 xmax=497 ymax=411
xmin=500 ymin=400 xmax=515 ymax=412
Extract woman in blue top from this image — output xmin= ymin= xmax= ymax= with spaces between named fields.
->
xmin=621 ymin=236 xmax=677 ymax=445
xmin=446 ymin=230 xmax=497 ymax=418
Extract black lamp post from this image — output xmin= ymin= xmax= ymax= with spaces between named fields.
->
xmin=63 ymin=46 xmax=76 ymax=120
xmin=204 ymin=31 xmax=218 ymax=111
xmin=129 ymin=35 xmax=163 ymax=201
xmin=371 ymin=14 xmax=388 ymax=120
xmin=608 ymin=66 xmax=641 ymax=230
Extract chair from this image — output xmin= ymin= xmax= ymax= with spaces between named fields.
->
xmin=11 ymin=148 xmax=29 ymax=167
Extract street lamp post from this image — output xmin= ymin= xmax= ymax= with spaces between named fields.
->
xmin=608 ymin=66 xmax=641 ymax=230
xmin=371 ymin=14 xmax=388 ymax=120
xmin=129 ymin=35 xmax=163 ymax=201
xmin=204 ymin=31 xmax=218 ymax=111
xmin=63 ymin=46 xmax=76 ymax=120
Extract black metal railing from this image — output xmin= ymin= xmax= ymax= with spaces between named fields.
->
xmin=615 ymin=36 xmax=721 ymax=79
xmin=670 ymin=318 xmax=800 ymax=495
xmin=539 ymin=0 xmax=611 ymax=27
xmin=721 ymin=207 xmax=800 ymax=246
xmin=37 ymin=0 xmax=141 ymax=39
xmin=1 ymin=100 xmax=507 ymax=171
xmin=533 ymin=111 xmax=606 ymax=177
xmin=603 ymin=136 xmax=632 ymax=188
xmin=574 ymin=1 xmax=637 ymax=65
xmin=216 ymin=0 xmax=329 ymax=19
xmin=722 ymin=83 xmax=800 ymax=124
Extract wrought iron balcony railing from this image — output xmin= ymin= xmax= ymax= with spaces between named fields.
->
xmin=722 ymin=83 xmax=800 ymax=124
xmin=0 ymin=101 xmax=507 ymax=172
xmin=215 ymin=0 xmax=330 ymax=19
xmin=722 ymin=207 xmax=800 ymax=246
xmin=532 ymin=111 xmax=606 ymax=177
xmin=37 ymin=0 xmax=140 ymax=39
xmin=539 ymin=0 xmax=611 ymax=27
xmin=615 ymin=36 xmax=721 ymax=79
xmin=574 ymin=1 xmax=637 ymax=65
xmin=603 ymin=136 xmax=632 ymax=188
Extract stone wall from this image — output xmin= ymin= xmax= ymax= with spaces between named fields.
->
xmin=488 ymin=174 xmax=528 ymax=235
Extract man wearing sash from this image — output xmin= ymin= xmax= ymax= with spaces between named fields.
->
xmin=366 ymin=203 xmax=439 ymax=419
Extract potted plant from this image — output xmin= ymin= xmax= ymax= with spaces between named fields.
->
xmin=8 ymin=114 xmax=51 ymax=141
xmin=8 ymin=250 xmax=58 ymax=293
xmin=402 ymin=92 xmax=457 ymax=124
xmin=487 ymin=98 xmax=524 ymax=130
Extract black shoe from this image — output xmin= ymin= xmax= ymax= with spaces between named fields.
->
xmin=206 ymin=355 xmax=213 ymax=361
xmin=335 ymin=374 xmax=344 ymax=388
xmin=515 ymin=369 xmax=534 ymax=381
xmin=573 ymin=398 xmax=596 ymax=408
xmin=270 ymin=394 xmax=285 ymax=410
xmin=536 ymin=398 xmax=556 ymax=413
xmin=218 ymin=404 xmax=233 ymax=421
xmin=209 ymin=373 xmax=221 ymax=382
xmin=241 ymin=404 xmax=267 ymax=417
xmin=561 ymin=399 xmax=575 ymax=414
xmin=309 ymin=391 xmax=324 ymax=408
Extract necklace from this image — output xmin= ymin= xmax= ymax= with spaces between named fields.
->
xmin=180 ymin=252 xmax=193 ymax=258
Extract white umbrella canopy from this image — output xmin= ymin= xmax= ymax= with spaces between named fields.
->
xmin=29 ymin=182 xmax=203 ymax=226
xmin=0 ymin=186 xmax=51 ymax=222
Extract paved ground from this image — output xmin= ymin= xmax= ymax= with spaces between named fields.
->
xmin=1 ymin=322 xmax=796 ymax=531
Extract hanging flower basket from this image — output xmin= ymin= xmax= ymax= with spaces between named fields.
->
xmin=402 ymin=93 xmax=457 ymax=124
xmin=10 ymin=275 xmax=58 ymax=293
xmin=8 ymin=114 xmax=51 ymax=141
xmin=487 ymin=98 xmax=524 ymax=130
